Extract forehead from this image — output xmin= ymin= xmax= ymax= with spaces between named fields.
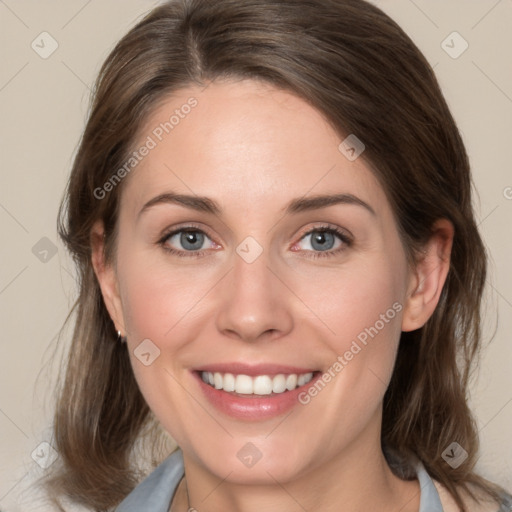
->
xmin=120 ymin=78 xmax=387 ymax=220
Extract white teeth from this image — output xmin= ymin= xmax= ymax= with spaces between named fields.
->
xmin=286 ymin=374 xmax=298 ymax=391
xmin=235 ymin=374 xmax=253 ymax=394
xmin=213 ymin=372 xmax=223 ymax=390
xmin=223 ymin=373 xmax=235 ymax=392
xmin=253 ymin=375 xmax=273 ymax=395
xmin=272 ymin=374 xmax=287 ymax=393
xmin=201 ymin=371 xmax=314 ymax=395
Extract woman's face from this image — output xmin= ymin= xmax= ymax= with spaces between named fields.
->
xmin=100 ymin=78 xmax=418 ymax=483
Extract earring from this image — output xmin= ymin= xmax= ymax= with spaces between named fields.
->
xmin=117 ymin=330 xmax=127 ymax=343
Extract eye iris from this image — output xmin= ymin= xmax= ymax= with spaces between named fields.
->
xmin=181 ymin=231 xmax=204 ymax=250
xmin=311 ymin=231 xmax=335 ymax=251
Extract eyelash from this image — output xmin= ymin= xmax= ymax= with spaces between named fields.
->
xmin=294 ymin=225 xmax=352 ymax=259
xmin=157 ymin=223 xmax=352 ymax=259
xmin=157 ymin=223 xmax=216 ymax=259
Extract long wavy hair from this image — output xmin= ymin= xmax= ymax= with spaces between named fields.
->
xmin=43 ymin=0 xmax=506 ymax=509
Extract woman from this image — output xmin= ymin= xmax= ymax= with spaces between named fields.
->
xmin=44 ymin=0 xmax=511 ymax=510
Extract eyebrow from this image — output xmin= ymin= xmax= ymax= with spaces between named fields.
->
xmin=137 ymin=191 xmax=376 ymax=219
xmin=286 ymin=193 xmax=375 ymax=216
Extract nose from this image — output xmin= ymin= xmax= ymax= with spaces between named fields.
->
xmin=215 ymin=245 xmax=294 ymax=343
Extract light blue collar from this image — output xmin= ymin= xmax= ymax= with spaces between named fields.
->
xmin=115 ymin=449 xmax=184 ymax=511
xmin=414 ymin=459 xmax=445 ymax=511
xmin=116 ymin=449 xmax=446 ymax=511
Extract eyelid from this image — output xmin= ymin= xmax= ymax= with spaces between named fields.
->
xmin=158 ymin=222 xmax=215 ymax=242
xmin=157 ymin=222 xmax=353 ymax=258
xmin=157 ymin=222 xmax=219 ymax=257
xmin=295 ymin=223 xmax=353 ymax=243
xmin=300 ymin=222 xmax=354 ymax=239
xmin=289 ymin=223 xmax=353 ymax=259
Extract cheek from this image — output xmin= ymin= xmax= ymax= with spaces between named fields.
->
xmin=295 ymin=255 xmax=405 ymax=352
xmin=114 ymin=248 xmax=222 ymax=426
xmin=118 ymin=247 xmax=215 ymax=342
xmin=291 ymin=254 xmax=406 ymax=422
xmin=116 ymin=255 xmax=206 ymax=444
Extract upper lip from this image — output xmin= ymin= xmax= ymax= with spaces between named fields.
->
xmin=194 ymin=363 xmax=318 ymax=377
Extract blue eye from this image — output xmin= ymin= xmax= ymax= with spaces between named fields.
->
xmin=169 ymin=230 xmax=207 ymax=251
xmin=159 ymin=227 xmax=215 ymax=257
xmin=294 ymin=226 xmax=352 ymax=259
xmin=303 ymin=230 xmax=337 ymax=251
xmin=158 ymin=224 xmax=352 ymax=259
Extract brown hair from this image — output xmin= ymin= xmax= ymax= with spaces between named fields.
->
xmin=44 ymin=0 xmax=507 ymax=509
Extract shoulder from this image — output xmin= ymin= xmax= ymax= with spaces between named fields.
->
xmin=433 ymin=480 xmax=512 ymax=512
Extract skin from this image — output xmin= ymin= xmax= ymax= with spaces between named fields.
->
xmin=91 ymin=78 xmax=454 ymax=512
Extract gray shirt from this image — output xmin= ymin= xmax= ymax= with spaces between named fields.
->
xmin=114 ymin=449 xmax=511 ymax=512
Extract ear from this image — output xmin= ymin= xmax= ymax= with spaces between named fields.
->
xmin=90 ymin=220 xmax=126 ymax=336
xmin=401 ymin=218 xmax=454 ymax=332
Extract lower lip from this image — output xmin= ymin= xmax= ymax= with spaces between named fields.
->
xmin=192 ymin=371 xmax=321 ymax=420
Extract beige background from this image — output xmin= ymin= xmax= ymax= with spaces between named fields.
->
xmin=0 ymin=0 xmax=511 ymax=510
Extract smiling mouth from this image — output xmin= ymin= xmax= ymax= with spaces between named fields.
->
xmin=199 ymin=370 xmax=319 ymax=396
